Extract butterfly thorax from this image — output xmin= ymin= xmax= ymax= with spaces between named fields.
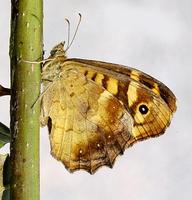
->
xmin=42 ymin=42 xmax=67 ymax=82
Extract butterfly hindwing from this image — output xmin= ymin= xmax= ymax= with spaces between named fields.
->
xmin=41 ymin=65 xmax=133 ymax=174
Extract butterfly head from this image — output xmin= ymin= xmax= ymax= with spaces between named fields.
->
xmin=50 ymin=42 xmax=66 ymax=57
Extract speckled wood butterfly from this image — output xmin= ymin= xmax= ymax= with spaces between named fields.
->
xmin=40 ymin=42 xmax=176 ymax=174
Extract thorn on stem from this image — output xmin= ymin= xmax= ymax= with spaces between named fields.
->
xmin=0 ymin=85 xmax=11 ymax=96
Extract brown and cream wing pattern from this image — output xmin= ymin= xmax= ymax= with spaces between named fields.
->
xmin=63 ymin=59 xmax=176 ymax=145
xmin=41 ymin=44 xmax=176 ymax=174
xmin=41 ymin=66 xmax=133 ymax=174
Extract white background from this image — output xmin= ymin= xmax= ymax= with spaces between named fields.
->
xmin=0 ymin=0 xmax=191 ymax=200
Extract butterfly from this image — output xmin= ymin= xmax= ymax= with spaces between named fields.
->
xmin=40 ymin=42 xmax=177 ymax=174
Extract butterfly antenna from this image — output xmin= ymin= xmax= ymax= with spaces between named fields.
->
xmin=65 ymin=18 xmax=70 ymax=51
xmin=65 ymin=13 xmax=82 ymax=53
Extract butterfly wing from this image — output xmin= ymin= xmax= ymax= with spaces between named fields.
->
xmin=63 ymin=59 xmax=177 ymax=147
xmin=41 ymin=67 xmax=133 ymax=174
xmin=41 ymin=57 xmax=176 ymax=174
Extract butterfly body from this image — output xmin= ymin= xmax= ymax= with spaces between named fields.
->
xmin=41 ymin=43 xmax=176 ymax=174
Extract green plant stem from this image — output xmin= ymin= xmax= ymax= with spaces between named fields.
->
xmin=10 ymin=0 xmax=43 ymax=199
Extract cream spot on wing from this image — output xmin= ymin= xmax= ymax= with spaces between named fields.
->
xmin=86 ymin=71 xmax=96 ymax=79
xmin=130 ymin=70 xmax=140 ymax=81
xmin=127 ymin=83 xmax=138 ymax=107
xmin=95 ymin=73 xmax=104 ymax=85
xmin=98 ymin=90 xmax=112 ymax=101
xmin=152 ymin=83 xmax=160 ymax=95
xmin=127 ymin=70 xmax=140 ymax=107
xmin=97 ymin=143 xmax=101 ymax=148
xmin=106 ymin=77 xmax=118 ymax=95
xmin=79 ymin=149 xmax=83 ymax=154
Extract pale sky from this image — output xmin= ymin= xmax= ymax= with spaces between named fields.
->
xmin=0 ymin=0 xmax=191 ymax=200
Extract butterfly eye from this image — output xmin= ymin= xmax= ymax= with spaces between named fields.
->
xmin=139 ymin=104 xmax=149 ymax=115
xmin=50 ymin=49 xmax=57 ymax=56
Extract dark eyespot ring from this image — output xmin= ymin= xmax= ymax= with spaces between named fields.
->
xmin=139 ymin=104 xmax=149 ymax=115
